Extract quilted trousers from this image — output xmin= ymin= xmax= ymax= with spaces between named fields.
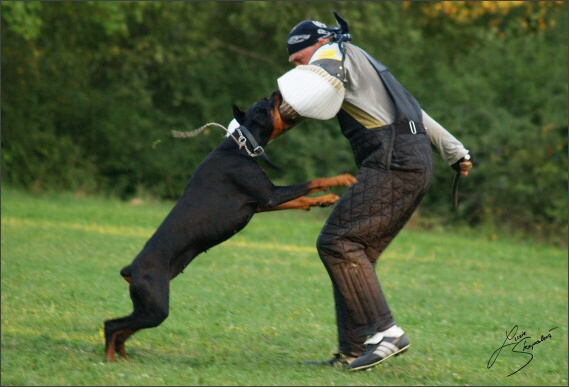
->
xmin=316 ymin=127 xmax=433 ymax=357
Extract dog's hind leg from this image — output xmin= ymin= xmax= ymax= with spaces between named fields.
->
xmin=114 ymin=328 xmax=137 ymax=359
xmin=104 ymin=269 xmax=170 ymax=362
xmin=168 ymin=249 xmax=200 ymax=280
xmin=105 ymin=326 xmax=138 ymax=361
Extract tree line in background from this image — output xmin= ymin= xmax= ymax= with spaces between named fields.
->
xmin=2 ymin=1 xmax=567 ymax=244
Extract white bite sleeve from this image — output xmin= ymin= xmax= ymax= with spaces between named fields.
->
xmin=278 ymin=64 xmax=345 ymax=120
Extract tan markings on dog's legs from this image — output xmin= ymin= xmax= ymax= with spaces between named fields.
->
xmin=105 ymin=333 xmax=119 ymax=362
xmin=306 ymin=174 xmax=357 ymax=194
xmin=115 ymin=329 xmax=136 ymax=359
xmin=256 ymin=194 xmax=341 ymax=212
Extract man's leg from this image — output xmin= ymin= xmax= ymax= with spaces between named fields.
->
xmin=346 ymin=165 xmax=432 ymax=371
xmin=315 ymin=165 xmax=396 ymax=358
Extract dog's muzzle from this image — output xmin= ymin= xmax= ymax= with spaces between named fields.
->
xmin=279 ymin=99 xmax=305 ymax=127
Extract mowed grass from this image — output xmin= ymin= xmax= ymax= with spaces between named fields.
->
xmin=1 ymin=186 xmax=567 ymax=386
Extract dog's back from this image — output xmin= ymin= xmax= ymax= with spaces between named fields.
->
xmin=131 ymin=138 xmax=271 ymax=276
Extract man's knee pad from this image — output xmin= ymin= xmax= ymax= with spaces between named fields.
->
xmin=316 ymin=230 xmax=337 ymax=252
xmin=316 ymin=230 xmax=351 ymax=265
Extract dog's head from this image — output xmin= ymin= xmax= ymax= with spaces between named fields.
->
xmin=232 ymin=90 xmax=294 ymax=145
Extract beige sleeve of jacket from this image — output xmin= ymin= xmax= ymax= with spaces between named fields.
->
xmin=422 ymin=110 xmax=469 ymax=165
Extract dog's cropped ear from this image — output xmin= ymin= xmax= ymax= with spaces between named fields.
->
xmin=232 ymin=105 xmax=246 ymax=125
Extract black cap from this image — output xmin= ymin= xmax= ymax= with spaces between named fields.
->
xmin=286 ymin=20 xmax=331 ymax=55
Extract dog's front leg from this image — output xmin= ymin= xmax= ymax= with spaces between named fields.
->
xmin=256 ymin=193 xmax=340 ymax=212
xmin=305 ymin=173 xmax=357 ymax=194
xmin=255 ymin=173 xmax=356 ymax=211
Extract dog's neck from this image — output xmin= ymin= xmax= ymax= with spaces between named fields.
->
xmin=233 ymin=125 xmax=265 ymax=158
xmin=230 ymin=124 xmax=280 ymax=170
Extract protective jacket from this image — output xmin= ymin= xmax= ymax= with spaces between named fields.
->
xmin=338 ymin=44 xmax=427 ymax=169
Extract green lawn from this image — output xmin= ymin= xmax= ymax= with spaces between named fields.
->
xmin=1 ymin=186 xmax=567 ymax=386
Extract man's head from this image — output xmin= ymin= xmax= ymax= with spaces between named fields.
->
xmin=286 ymin=20 xmax=331 ymax=66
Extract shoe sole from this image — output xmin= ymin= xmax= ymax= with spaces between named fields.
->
xmin=349 ymin=344 xmax=410 ymax=372
xmin=303 ymin=360 xmax=347 ymax=367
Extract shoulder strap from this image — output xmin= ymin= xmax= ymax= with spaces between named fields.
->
xmin=358 ymin=48 xmax=423 ymax=123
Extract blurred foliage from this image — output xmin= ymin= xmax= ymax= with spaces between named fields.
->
xmin=1 ymin=1 xmax=567 ymax=244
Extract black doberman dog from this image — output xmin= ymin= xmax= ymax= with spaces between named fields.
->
xmin=104 ymin=90 xmax=356 ymax=362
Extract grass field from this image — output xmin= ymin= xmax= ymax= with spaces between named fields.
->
xmin=1 ymin=186 xmax=567 ymax=386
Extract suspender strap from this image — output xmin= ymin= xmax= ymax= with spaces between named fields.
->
xmin=358 ymin=48 xmax=423 ymax=124
xmin=393 ymin=120 xmax=426 ymax=136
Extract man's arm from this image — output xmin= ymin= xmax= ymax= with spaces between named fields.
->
xmin=422 ymin=110 xmax=469 ymax=162
xmin=422 ymin=110 xmax=472 ymax=176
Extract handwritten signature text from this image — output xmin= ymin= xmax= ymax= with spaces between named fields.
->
xmin=487 ymin=325 xmax=559 ymax=377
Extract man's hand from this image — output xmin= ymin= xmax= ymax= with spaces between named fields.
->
xmin=452 ymin=154 xmax=473 ymax=176
xmin=459 ymin=159 xmax=473 ymax=176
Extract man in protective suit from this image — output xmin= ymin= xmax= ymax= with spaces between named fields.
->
xmin=276 ymin=12 xmax=473 ymax=371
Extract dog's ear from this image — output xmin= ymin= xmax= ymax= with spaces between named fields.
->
xmin=232 ymin=104 xmax=246 ymax=125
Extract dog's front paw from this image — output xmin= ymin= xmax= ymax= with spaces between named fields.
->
xmin=337 ymin=173 xmax=357 ymax=187
xmin=315 ymin=193 xmax=340 ymax=207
